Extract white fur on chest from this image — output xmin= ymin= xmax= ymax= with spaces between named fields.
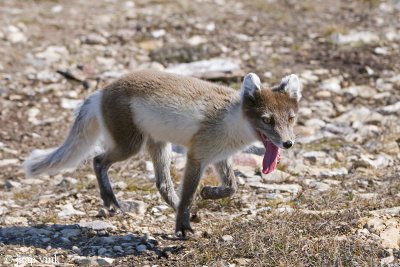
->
xmin=131 ymin=98 xmax=205 ymax=145
xmin=206 ymin=109 xmax=258 ymax=163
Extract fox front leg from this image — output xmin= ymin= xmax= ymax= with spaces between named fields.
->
xmin=200 ymin=158 xmax=237 ymax=200
xmin=175 ymin=157 xmax=204 ymax=238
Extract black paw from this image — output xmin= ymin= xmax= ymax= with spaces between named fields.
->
xmin=175 ymin=210 xmax=194 ymax=239
xmin=101 ymin=192 xmax=121 ymax=211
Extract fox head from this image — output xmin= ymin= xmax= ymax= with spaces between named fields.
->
xmin=241 ymin=73 xmax=301 ymax=149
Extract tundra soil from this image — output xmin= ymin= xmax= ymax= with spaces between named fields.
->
xmin=1 ymin=0 xmax=400 ymax=266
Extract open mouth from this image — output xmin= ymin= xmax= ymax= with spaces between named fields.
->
xmin=257 ymin=131 xmax=280 ymax=175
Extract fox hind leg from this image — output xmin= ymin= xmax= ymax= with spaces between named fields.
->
xmin=146 ymin=138 xmax=179 ymax=210
xmin=94 ymin=134 xmax=144 ymax=212
xmin=200 ymin=158 xmax=237 ymax=200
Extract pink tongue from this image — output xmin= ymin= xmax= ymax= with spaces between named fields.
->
xmin=262 ymin=140 xmax=280 ymax=174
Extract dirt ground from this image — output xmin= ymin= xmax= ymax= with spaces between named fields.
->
xmin=0 ymin=0 xmax=400 ymax=266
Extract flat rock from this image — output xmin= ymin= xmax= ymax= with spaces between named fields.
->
xmin=380 ymin=226 xmax=400 ymax=249
xmin=166 ymin=58 xmax=241 ymax=78
xmin=262 ymin=170 xmax=293 ymax=183
xmin=248 ymin=182 xmax=301 ymax=195
xmin=334 ymin=107 xmax=383 ymax=124
xmin=320 ymin=167 xmax=348 ymax=177
xmin=304 ymin=179 xmax=331 ymax=192
xmin=73 ymin=256 xmax=97 ymax=266
xmin=354 ymin=154 xmax=393 ymax=169
xmin=0 ymin=206 xmax=8 ymax=215
xmin=320 ymin=77 xmax=342 ymax=92
xmin=5 ymin=25 xmax=27 ymax=44
xmin=332 ymin=31 xmax=379 ymax=45
xmin=5 ymin=179 xmax=22 ymax=189
xmin=0 ymin=159 xmax=19 ymax=167
xmin=2 ymin=216 xmax=28 ymax=225
xmin=342 ymin=85 xmax=377 ymax=98
xmin=35 ymin=46 xmax=69 ymax=64
xmin=58 ymin=204 xmax=85 ymax=218
xmin=120 ymin=200 xmax=147 ymax=215
xmin=97 ymin=257 xmax=115 ymax=266
xmin=366 ymin=217 xmax=385 ymax=234
xmin=221 ymin=235 xmax=233 ymax=242
xmin=81 ymin=33 xmax=108 ymax=45
xmin=61 ymin=98 xmax=82 ymax=110
xmin=78 ymin=220 xmax=116 ymax=230
xmin=378 ymin=101 xmax=400 ymax=115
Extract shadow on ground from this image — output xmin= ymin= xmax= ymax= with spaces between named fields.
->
xmin=0 ymin=223 xmax=182 ymax=258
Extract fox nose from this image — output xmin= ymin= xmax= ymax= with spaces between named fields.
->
xmin=283 ymin=141 xmax=293 ymax=149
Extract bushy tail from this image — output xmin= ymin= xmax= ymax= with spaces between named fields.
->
xmin=23 ymin=91 xmax=103 ymax=177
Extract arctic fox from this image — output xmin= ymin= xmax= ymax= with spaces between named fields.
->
xmin=24 ymin=70 xmax=301 ymax=237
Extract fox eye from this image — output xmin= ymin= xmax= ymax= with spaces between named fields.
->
xmin=262 ymin=116 xmax=272 ymax=124
xmin=288 ymin=116 xmax=295 ymax=123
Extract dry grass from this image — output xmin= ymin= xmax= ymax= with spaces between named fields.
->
xmin=183 ymin=211 xmax=384 ymax=266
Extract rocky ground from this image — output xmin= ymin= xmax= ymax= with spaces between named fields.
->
xmin=0 ymin=0 xmax=400 ymax=266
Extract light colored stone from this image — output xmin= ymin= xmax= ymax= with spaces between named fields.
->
xmin=369 ymin=207 xmax=400 ymax=216
xmin=134 ymin=62 xmax=165 ymax=71
xmin=378 ymin=101 xmax=400 ymax=114
xmin=305 ymin=118 xmax=326 ymax=129
xmin=304 ymin=179 xmax=331 ymax=192
xmin=320 ymin=77 xmax=341 ymax=92
xmin=0 ymin=158 xmax=19 ymax=167
xmin=2 ymin=216 xmax=28 ymax=225
xmin=262 ymin=170 xmax=293 ymax=183
xmin=0 ymin=206 xmax=8 ymax=215
xmin=78 ymin=220 xmax=116 ymax=230
xmin=166 ymin=58 xmax=240 ymax=76
xmin=366 ymin=217 xmax=385 ymax=234
xmin=332 ymin=31 xmax=379 ymax=45
xmin=58 ymin=204 xmax=85 ymax=218
xmin=81 ymin=33 xmax=108 ymax=45
xmin=374 ymin=47 xmax=389 ymax=55
xmin=380 ymin=255 xmax=394 ymax=265
xmin=61 ymin=98 xmax=82 ymax=110
xmin=335 ymin=107 xmax=383 ymax=124
xmin=276 ymin=206 xmax=294 ymax=213
xmin=120 ymin=200 xmax=147 ymax=215
xmin=342 ymin=85 xmax=377 ymax=98
xmin=97 ymin=257 xmax=115 ymax=266
xmin=5 ymin=25 xmax=27 ymax=43
xmin=35 ymin=46 xmax=69 ymax=64
xmin=51 ymin=5 xmax=63 ymax=13
xmin=73 ymin=256 xmax=96 ymax=266
xmin=320 ymin=167 xmax=348 ymax=177
xmin=5 ymin=179 xmax=22 ymax=189
xmin=36 ymin=69 xmax=61 ymax=83
xmin=221 ymin=235 xmax=233 ymax=242
xmin=249 ymin=182 xmax=301 ymax=195
xmin=186 ymin=35 xmax=207 ymax=46
xmin=355 ymin=154 xmax=393 ymax=169
xmin=380 ymin=226 xmax=400 ymax=249
xmin=151 ymin=29 xmax=166 ymax=38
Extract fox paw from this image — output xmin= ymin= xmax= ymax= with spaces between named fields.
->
xmin=175 ymin=211 xmax=194 ymax=239
xmin=101 ymin=192 xmax=121 ymax=210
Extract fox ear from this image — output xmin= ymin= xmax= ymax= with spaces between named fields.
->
xmin=277 ymin=74 xmax=301 ymax=102
xmin=241 ymin=73 xmax=261 ymax=98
